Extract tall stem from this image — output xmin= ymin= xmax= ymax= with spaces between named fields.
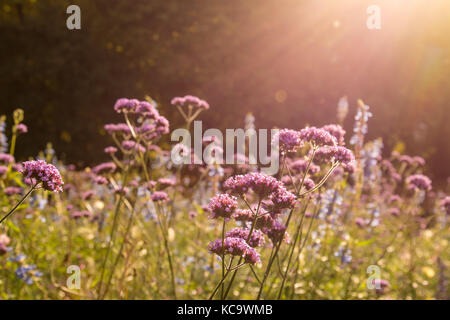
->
xmin=0 ymin=184 xmax=35 ymax=225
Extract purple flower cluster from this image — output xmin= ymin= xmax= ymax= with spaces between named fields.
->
xmin=299 ymin=127 xmax=337 ymax=146
xmin=104 ymin=123 xmax=132 ymax=135
xmin=151 ymin=191 xmax=169 ymax=202
xmin=122 ymin=140 xmax=146 ymax=153
xmin=266 ymin=221 xmax=287 ymax=244
xmin=114 ymin=98 xmax=140 ymax=113
xmin=406 ymin=174 xmax=432 ymax=192
xmin=314 ymin=146 xmax=355 ymax=165
xmin=16 ymin=123 xmax=28 ymax=134
xmin=21 ymin=160 xmax=64 ymax=192
xmin=0 ymin=234 xmax=10 ymax=255
xmin=4 ymin=186 xmax=23 ymax=196
xmin=269 ymin=186 xmax=296 ymax=210
xmin=104 ymin=146 xmax=118 ymax=154
xmin=208 ymin=194 xmax=238 ymax=220
xmin=321 ymin=124 xmax=346 ymax=146
xmin=0 ymin=153 xmax=14 ymax=164
xmin=171 ymin=95 xmax=210 ymax=110
xmin=226 ymin=227 xmax=265 ymax=247
xmin=273 ymin=129 xmax=302 ymax=153
xmin=208 ymin=237 xmax=260 ymax=264
xmin=232 ymin=209 xmax=253 ymax=222
xmin=224 ymin=172 xmax=284 ymax=198
xmin=92 ymin=162 xmax=117 ymax=175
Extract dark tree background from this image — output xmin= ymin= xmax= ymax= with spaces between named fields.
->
xmin=0 ymin=0 xmax=449 ymax=184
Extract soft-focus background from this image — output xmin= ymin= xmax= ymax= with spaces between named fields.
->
xmin=1 ymin=0 xmax=449 ymax=183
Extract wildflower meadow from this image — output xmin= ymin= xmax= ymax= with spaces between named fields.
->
xmin=0 ymin=96 xmax=448 ymax=300
xmin=1 ymin=0 xmax=449 ymax=304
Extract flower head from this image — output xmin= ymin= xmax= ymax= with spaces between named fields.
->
xmin=273 ymin=129 xmax=302 ymax=153
xmin=321 ymin=124 xmax=346 ymax=145
xmin=171 ymin=95 xmax=210 ymax=110
xmin=208 ymin=194 xmax=238 ymax=220
xmin=92 ymin=162 xmax=116 ymax=175
xmin=208 ymin=237 xmax=260 ymax=264
xmin=21 ymin=160 xmax=63 ymax=192
xmin=151 ymin=191 xmax=169 ymax=202
xmin=226 ymin=227 xmax=265 ymax=247
xmin=114 ymin=98 xmax=140 ymax=113
xmin=406 ymin=174 xmax=432 ymax=192
xmin=0 ymin=153 xmax=14 ymax=164
xmin=299 ymin=127 xmax=337 ymax=146
xmin=16 ymin=123 xmax=28 ymax=134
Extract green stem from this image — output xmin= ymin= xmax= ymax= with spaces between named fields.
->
xmin=0 ymin=184 xmax=35 ymax=225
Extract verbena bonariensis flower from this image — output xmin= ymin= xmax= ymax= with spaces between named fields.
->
xmin=82 ymin=190 xmax=95 ymax=201
xmin=413 ymin=156 xmax=425 ymax=167
xmin=266 ymin=221 xmax=288 ymax=244
xmin=21 ymin=160 xmax=63 ymax=192
xmin=16 ymin=123 xmax=28 ymax=134
xmin=302 ymin=178 xmax=315 ymax=191
xmin=299 ymin=127 xmax=337 ymax=146
xmin=321 ymin=124 xmax=346 ymax=146
xmin=151 ymin=191 xmax=169 ymax=202
xmin=171 ymin=95 xmax=210 ymax=110
xmin=313 ymin=146 xmax=355 ymax=165
xmin=399 ymin=155 xmax=414 ymax=166
xmin=389 ymin=207 xmax=401 ymax=217
xmin=114 ymin=98 xmax=140 ymax=113
xmin=122 ymin=140 xmax=146 ymax=153
xmin=232 ymin=209 xmax=253 ymax=222
xmin=4 ymin=187 xmax=23 ymax=196
xmin=223 ymin=175 xmax=251 ymax=195
xmin=0 ymin=234 xmax=10 ymax=255
xmin=0 ymin=165 xmax=7 ymax=176
xmin=157 ymin=177 xmax=176 ymax=189
xmin=104 ymin=146 xmax=118 ymax=154
xmin=225 ymin=227 xmax=265 ymax=247
xmin=273 ymin=129 xmax=302 ymax=153
xmin=136 ymin=101 xmax=160 ymax=119
xmin=154 ymin=116 xmax=170 ymax=135
xmin=208 ymin=237 xmax=260 ymax=264
xmin=406 ymin=174 xmax=432 ymax=192
xmin=0 ymin=153 xmax=14 ymax=164
xmin=355 ymin=217 xmax=366 ymax=228
xmin=223 ymin=172 xmax=288 ymax=203
xmin=269 ymin=187 xmax=296 ymax=210
xmin=92 ymin=162 xmax=116 ymax=175
xmin=93 ymin=175 xmax=108 ymax=185
xmin=104 ymin=123 xmax=131 ymax=135
xmin=208 ymin=194 xmax=238 ymax=220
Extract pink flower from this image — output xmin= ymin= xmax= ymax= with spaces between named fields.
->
xmin=21 ymin=160 xmax=64 ymax=192
xmin=151 ymin=191 xmax=169 ymax=202
xmin=299 ymin=127 xmax=337 ymax=146
xmin=171 ymin=95 xmax=210 ymax=110
xmin=208 ymin=194 xmax=238 ymax=220
xmin=406 ymin=174 xmax=432 ymax=192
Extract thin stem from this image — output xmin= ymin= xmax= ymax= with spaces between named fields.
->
xmin=221 ymin=219 xmax=226 ymax=299
xmin=222 ymin=198 xmax=261 ymax=299
xmin=97 ymin=162 xmax=130 ymax=299
xmin=0 ymin=184 xmax=36 ymax=225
